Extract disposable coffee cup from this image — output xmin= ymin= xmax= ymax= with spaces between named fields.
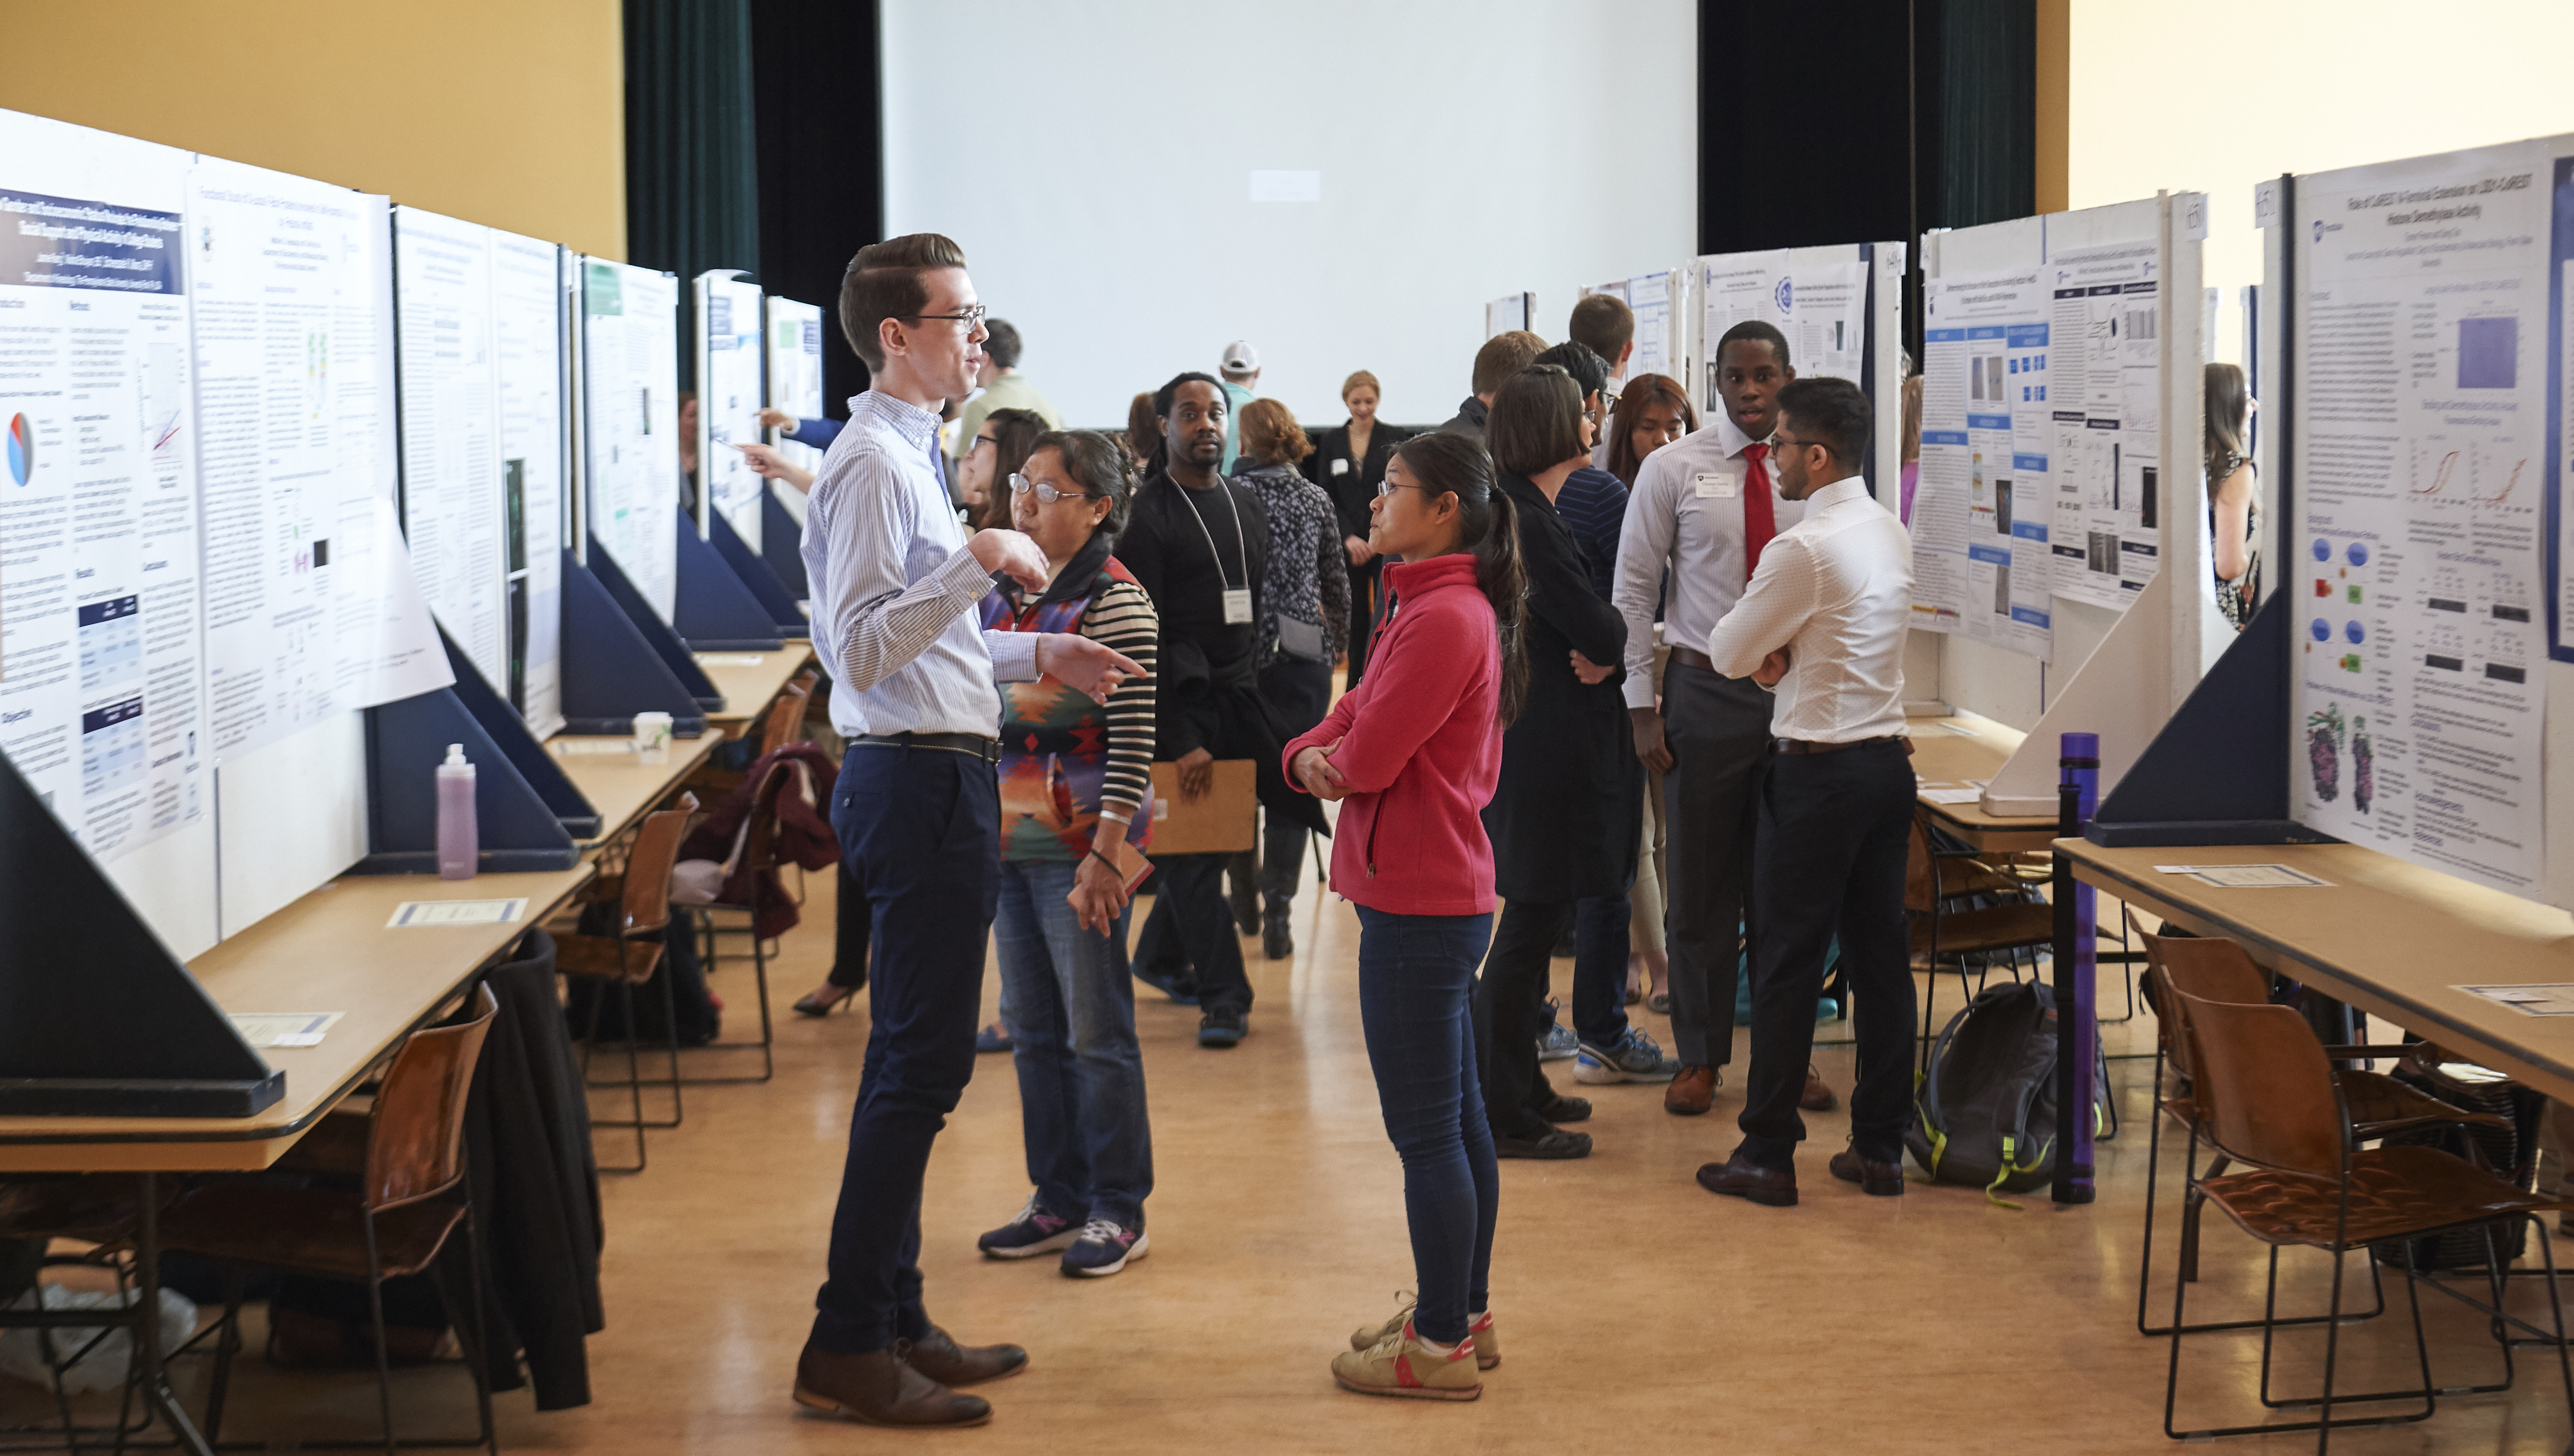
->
xmin=632 ymin=711 xmax=673 ymax=764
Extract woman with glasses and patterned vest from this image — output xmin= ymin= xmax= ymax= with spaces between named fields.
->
xmin=968 ymin=430 xmax=1164 ymax=1279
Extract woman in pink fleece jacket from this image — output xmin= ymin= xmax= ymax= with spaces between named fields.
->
xmin=1285 ymin=431 xmax=1528 ymax=1401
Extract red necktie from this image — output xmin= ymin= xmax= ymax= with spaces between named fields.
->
xmin=1741 ymin=442 xmax=1776 ymax=586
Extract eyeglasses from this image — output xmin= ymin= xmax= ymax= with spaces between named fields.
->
xmin=1009 ymin=472 xmax=1101 ymax=506
xmin=1375 ymin=482 xmax=1450 ymax=500
xmin=970 ymin=434 xmax=998 ymax=452
xmin=903 ymin=303 xmax=988 ymax=331
xmin=1772 ymin=435 xmax=1823 ymax=455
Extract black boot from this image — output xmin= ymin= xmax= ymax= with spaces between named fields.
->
xmin=1261 ymin=905 xmax=1293 ymax=961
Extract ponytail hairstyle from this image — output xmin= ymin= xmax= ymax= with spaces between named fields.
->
xmin=1391 ymin=431 xmax=1529 ymax=727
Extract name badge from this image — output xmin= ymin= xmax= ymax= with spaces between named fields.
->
xmin=1222 ymin=587 xmax=1254 ymax=625
xmin=1693 ymin=471 xmax=1740 ymax=499
xmin=1330 ymin=458 xmax=1350 ymax=476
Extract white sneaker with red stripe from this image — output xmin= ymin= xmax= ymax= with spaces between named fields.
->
xmin=1329 ymin=1318 xmax=1482 ymax=1401
xmin=1350 ymin=1298 xmax=1500 ymax=1370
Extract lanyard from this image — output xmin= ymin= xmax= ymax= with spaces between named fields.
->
xmin=1174 ymin=477 xmax=1248 ymax=590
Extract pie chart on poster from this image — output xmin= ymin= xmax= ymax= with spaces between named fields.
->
xmin=6 ymin=415 xmax=28 ymax=485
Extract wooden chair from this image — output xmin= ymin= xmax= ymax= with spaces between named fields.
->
xmin=2160 ymin=986 xmax=2573 ymax=1449
xmin=1907 ymin=812 xmax=2053 ymax=1060
xmin=159 ymin=986 xmax=502 ymax=1456
xmin=559 ymin=795 xmax=697 ymax=1173
xmin=2132 ymin=916 xmax=2508 ymax=1342
xmin=756 ymin=681 xmax=812 ymax=760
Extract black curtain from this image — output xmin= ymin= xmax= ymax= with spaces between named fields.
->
xmin=751 ymin=0 xmax=882 ymax=418
xmin=1698 ymin=0 xmax=2036 ymax=357
xmin=624 ymin=0 xmax=762 ymax=389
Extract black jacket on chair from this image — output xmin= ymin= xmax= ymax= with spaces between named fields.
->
xmin=1482 ymin=471 xmax=1640 ymax=904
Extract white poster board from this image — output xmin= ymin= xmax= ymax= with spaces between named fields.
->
xmin=1484 ymin=292 xmax=1531 ymax=340
xmin=0 ymin=113 xmax=212 ymax=884
xmin=393 ymin=206 xmax=505 ymax=689
xmin=765 ymin=294 xmax=824 ymax=526
xmin=1915 ymin=267 xmax=2054 ymax=660
xmin=2046 ymin=245 xmax=2165 ymax=608
xmin=694 ymin=269 xmax=765 ymax=549
xmin=2292 ymin=138 xmax=2556 ymax=898
xmin=491 ymin=231 xmax=564 ymax=737
xmin=188 ymin=159 xmax=446 ymax=762
xmin=580 ymin=258 xmax=679 ymax=622
xmin=1694 ymin=249 xmax=1870 ymax=411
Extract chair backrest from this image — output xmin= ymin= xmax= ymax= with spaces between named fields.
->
xmin=620 ymin=793 xmax=699 ymax=939
xmin=2168 ymin=987 xmax=2348 ymax=1181
xmin=2136 ymin=919 xmax=2271 ymax=1088
xmin=1904 ymin=814 xmax=1936 ymax=914
xmin=759 ymin=684 xmax=811 ymax=760
xmin=365 ymin=984 xmax=499 ymax=1211
xmin=738 ymin=759 xmax=794 ymax=879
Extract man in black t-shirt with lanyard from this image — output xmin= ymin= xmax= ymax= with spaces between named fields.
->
xmin=1117 ymin=372 xmax=1325 ymax=1047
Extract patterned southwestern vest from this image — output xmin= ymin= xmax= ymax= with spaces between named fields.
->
xmin=979 ymin=557 xmax=1156 ymax=861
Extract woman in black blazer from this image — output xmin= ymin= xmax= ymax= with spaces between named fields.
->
xmin=1472 ymin=364 xmax=1640 ymax=1161
xmin=1301 ymin=370 xmax=1410 ymax=687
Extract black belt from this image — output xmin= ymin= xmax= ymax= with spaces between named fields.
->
xmin=1772 ymin=735 xmax=1911 ymax=757
xmin=849 ymin=731 xmax=1001 ymax=764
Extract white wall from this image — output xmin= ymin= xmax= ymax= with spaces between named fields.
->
xmin=2068 ymin=0 xmax=2574 ymax=371
xmin=882 ymin=0 xmax=1698 ymax=428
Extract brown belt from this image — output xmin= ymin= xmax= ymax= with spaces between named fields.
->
xmin=1772 ymin=735 xmax=1913 ymax=757
xmin=1667 ymin=645 xmax=1715 ymax=673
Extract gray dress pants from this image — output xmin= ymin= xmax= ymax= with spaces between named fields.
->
xmin=1658 ymin=662 xmax=1775 ymax=1068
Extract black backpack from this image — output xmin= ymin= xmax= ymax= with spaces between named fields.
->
xmin=1908 ymin=981 xmax=2104 ymax=1207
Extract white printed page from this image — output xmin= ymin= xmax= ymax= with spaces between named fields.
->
xmin=2294 ymin=139 xmax=2552 ymax=896
xmin=582 ymin=259 xmax=679 ymax=622
xmin=1626 ymin=271 xmax=1670 ymax=382
xmin=699 ymin=272 xmax=765 ymax=549
xmin=2045 ymin=244 xmax=2163 ymax=609
xmin=393 ymin=207 xmax=504 ymax=690
xmin=0 ymin=113 xmax=208 ymax=863
xmin=1917 ymin=267 xmax=2052 ymax=660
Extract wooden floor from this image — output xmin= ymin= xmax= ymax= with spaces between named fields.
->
xmin=18 ymin=864 xmax=2574 ymax=1454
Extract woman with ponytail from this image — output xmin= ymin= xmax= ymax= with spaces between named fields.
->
xmin=1285 ymin=431 xmax=1524 ymax=1402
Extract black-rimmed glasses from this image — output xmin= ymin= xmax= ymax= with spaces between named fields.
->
xmin=905 ymin=303 xmax=989 ymax=330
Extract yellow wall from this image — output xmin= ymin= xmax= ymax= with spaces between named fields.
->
xmin=2066 ymin=0 xmax=2574 ymax=364
xmin=0 ymin=0 xmax=625 ymax=259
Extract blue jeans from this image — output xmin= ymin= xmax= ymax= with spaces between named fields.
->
xmin=1354 ymin=904 xmax=1498 ymax=1346
xmin=994 ymin=859 xmax=1153 ymax=1229
xmin=810 ymin=747 xmax=998 ymax=1355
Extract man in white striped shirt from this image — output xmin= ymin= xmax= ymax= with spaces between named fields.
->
xmin=793 ymin=234 xmax=1142 ymax=1430
xmin=1693 ymin=376 xmax=1916 ymax=1212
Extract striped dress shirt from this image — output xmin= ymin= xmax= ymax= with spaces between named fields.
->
xmin=801 ymin=390 xmax=1038 ymax=739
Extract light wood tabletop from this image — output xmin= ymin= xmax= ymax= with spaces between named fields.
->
xmin=549 ymin=726 xmax=728 ymax=848
xmin=0 ymin=867 xmax=594 ymax=1171
xmin=1909 ymin=714 xmax=2057 ymax=851
xmin=2062 ymin=838 xmax=2574 ymax=1104
xmin=695 ymin=644 xmax=815 ymax=726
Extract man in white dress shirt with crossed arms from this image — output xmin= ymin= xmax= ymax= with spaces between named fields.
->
xmin=1690 ymin=375 xmax=1916 ymax=1210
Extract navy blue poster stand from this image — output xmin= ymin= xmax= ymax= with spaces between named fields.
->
xmin=760 ymin=489 xmax=809 ymax=599
xmin=559 ymin=544 xmax=713 ymax=736
xmin=2087 ymin=594 xmax=2330 ymax=848
xmin=357 ymin=673 xmax=583 ymax=876
xmin=578 ymin=537 xmax=724 ymax=717
xmin=424 ymin=630 xmax=600 ymax=837
xmin=0 ymin=753 xmax=282 ymax=1116
xmin=711 ymin=509 xmax=807 ymax=638
xmin=675 ymin=509 xmax=785 ymax=651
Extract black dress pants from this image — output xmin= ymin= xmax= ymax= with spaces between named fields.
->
xmin=1474 ymin=898 xmax=1570 ymax=1139
xmin=1736 ymin=741 xmax=1916 ymax=1168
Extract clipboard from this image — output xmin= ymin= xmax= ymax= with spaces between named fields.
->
xmin=1146 ymin=760 xmax=1258 ymax=855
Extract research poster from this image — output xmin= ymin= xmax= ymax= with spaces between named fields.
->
xmin=696 ymin=269 xmax=765 ymax=549
xmin=2294 ymin=140 xmax=2553 ymax=896
xmin=2551 ymin=154 xmax=2574 ymax=663
xmin=766 ymin=294 xmax=824 ymax=525
xmin=1914 ymin=267 xmax=2052 ymax=659
xmin=2045 ymin=243 xmax=2164 ymax=610
xmin=393 ymin=207 xmax=504 ymax=692
xmin=1626 ymin=270 xmax=1671 ymax=382
xmin=188 ymin=159 xmax=444 ymax=760
xmin=0 ymin=114 xmax=210 ymax=863
xmin=491 ymin=230 xmax=564 ymax=736
xmin=1695 ymin=249 xmax=1868 ymax=414
xmin=582 ymin=258 xmax=679 ymax=623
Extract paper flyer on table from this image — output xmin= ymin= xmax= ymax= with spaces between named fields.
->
xmin=2293 ymin=140 xmax=2551 ymax=897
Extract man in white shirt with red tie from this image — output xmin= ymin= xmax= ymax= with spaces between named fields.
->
xmin=1691 ymin=376 xmax=1915 ymax=1209
xmin=1612 ymin=322 xmax=1835 ymax=1119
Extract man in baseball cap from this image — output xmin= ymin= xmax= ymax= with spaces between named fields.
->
xmin=1218 ymin=340 xmax=1260 ymax=473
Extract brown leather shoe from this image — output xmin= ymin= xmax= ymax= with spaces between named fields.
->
xmin=1828 ymin=1148 xmax=1906 ymax=1197
xmin=1800 ymin=1065 xmax=1837 ymax=1112
xmin=1664 ymin=1065 xmax=1717 ymax=1116
xmin=793 ymin=1344 xmax=991 ymax=1428
xmin=905 ymin=1325 xmax=1029 ymax=1387
xmin=1695 ymin=1148 xmax=1797 ymax=1207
